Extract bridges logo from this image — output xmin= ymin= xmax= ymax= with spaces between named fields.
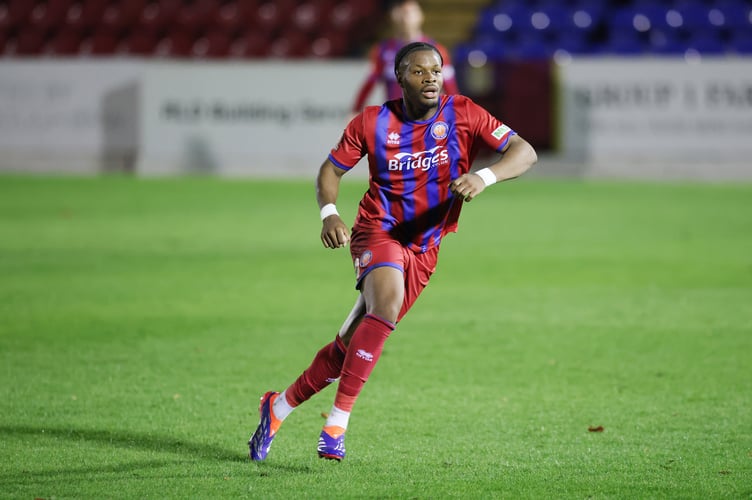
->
xmin=388 ymin=146 xmax=449 ymax=172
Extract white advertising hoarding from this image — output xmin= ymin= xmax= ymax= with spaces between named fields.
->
xmin=557 ymin=57 xmax=752 ymax=177
xmin=0 ymin=60 xmax=141 ymax=173
xmin=137 ymin=61 xmax=377 ymax=177
xmin=0 ymin=60 xmax=378 ymax=176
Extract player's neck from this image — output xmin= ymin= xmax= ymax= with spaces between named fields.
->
xmin=403 ymin=99 xmax=439 ymax=122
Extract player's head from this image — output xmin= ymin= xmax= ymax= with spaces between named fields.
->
xmin=390 ymin=0 xmax=424 ymax=38
xmin=394 ymin=42 xmax=444 ymax=113
xmin=394 ymin=41 xmax=443 ymax=78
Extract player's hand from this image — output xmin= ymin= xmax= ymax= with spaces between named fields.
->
xmin=321 ymin=215 xmax=350 ymax=248
xmin=449 ymin=172 xmax=486 ymax=202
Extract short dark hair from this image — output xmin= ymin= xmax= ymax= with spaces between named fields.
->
xmin=393 ymin=41 xmax=443 ymax=76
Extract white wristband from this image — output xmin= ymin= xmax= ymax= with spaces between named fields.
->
xmin=320 ymin=203 xmax=339 ymax=220
xmin=475 ymin=168 xmax=497 ymax=187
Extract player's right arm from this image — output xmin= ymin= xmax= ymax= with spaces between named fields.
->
xmin=316 ymin=159 xmax=350 ymax=249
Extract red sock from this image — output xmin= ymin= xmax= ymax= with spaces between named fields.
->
xmin=285 ymin=336 xmax=346 ymax=407
xmin=334 ymin=314 xmax=395 ymax=412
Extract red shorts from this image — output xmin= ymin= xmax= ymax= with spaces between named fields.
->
xmin=349 ymin=228 xmax=439 ymax=322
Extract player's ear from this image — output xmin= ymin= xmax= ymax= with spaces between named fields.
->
xmin=395 ymin=69 xmax=403 ymax=87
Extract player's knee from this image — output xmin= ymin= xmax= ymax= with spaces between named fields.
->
xmin=361 ymin=266 xmax=404 ymax=323
xmin=368 ymin=305 xmax=400 ymax=324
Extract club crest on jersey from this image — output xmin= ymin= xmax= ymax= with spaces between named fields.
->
xmin=387 ymin=131 xmax=401 ymax=145
xmin=388 ymin=146 xmax=449 ymax=172
xmin=430 ymin=121 xmax=449 ymax=140
xmin=492 ymin=124 xmax=511 ymax=140
xmin=359 ymin=250 xmax=373 ymax=267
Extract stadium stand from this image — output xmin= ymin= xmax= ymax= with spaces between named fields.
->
xmin=1 ymin=0 xmax=750 ymax=59
xmin=457 ymin=0 xmax=752 ymax=63
xmin=0 ymin=0 xmax=380 ymax=58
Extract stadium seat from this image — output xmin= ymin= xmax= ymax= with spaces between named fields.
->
xmin=12 ymin=28 xmax=47 ymax=55
xmin=174 ymin=0 xmax=219 ymax=37
xmin=45 ymin=26 xmax=83 ymax=55
xmin=212 ymin=0 xmax=258 ymax=36
xmin=729 ymin=29 xmax=752 ymax=53
xmin=138 ymin=0 xmax=181 ymax=34
xmin=268 ymin=30 xmax=309 ymax=58
xmin=511 ymin=36 xmax=553 ymax=60
xmin=687 ymin=32 xmax=726 ymax=54
xmin=649 ymin=30 xmax=687 ymax=54
xmin=81 ymin=29 xmax=120 ymax=55
xmin=292 ymin=1 xmax=334 ymax=35
xmin=0 ymin=0 xmax=36 ymax=31
xmin=192 ymin=30 xmax=230 ymax=58
xmin=101 ymin=0 xmax=146 ymax=34
xmin=718 ymin=1 xmax=752 ymax=30
xmin=551 ymin=31 xmax=590 ymax=55
xmin=309 ymin=30 xmax=347 ymax=58
xmin=255 ymin=1 xmax=285 ymax=36
xmin=155 ymin=30 xmax=193 ymax=57
xmin=601 ymin=30 xmax=645 ymax=54
xmin=328 ymin=2 xmax=361 ymax=32
xmin=475 ymin=5 xmax=530 ymax=40
xmin=229 ymin=31 xmax=270 ymax=57
xmin=121 ymin=29 xmax=159 ymax=55
xmin=29 ymin=0 xmax=74 ymax=31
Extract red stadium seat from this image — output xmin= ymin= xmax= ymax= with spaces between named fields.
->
xmin=119 ymin=0 xmax=148 ymax=25
xmin=13 ymin=28 xmax=47 ymax=55
xmin=138 ymin=0 xmax=181 ymax=33
xmin=0 ymin=0 xmax=36 ymax=31
xmin=255 ymin=0 xmax=296 ymax=35
xmin=81 ymin=29 xmax=120 ymax=55
xmin=328 ymin=2 xmax=358 ymax=31
xmin=293 ymin=1 xmax=335 ymax=35
xmin=229 ymin=31 xmax=270 ymax=57
xmin=268 ymin=30 xmax=309 ymax=58
xmin=309 ymin=31 xmax=348 ymax=58
xmin=213 ymin=1 xmax=246 ymax=35
xmin=46 ymin=27 xmax=84 ymax=55
xmin=155 ymin=30 xmax=193 ymax=57
xmin=101 ymin=0 xmax=147 ymax=33
xmin=121 ymin=29 xmax=159 ymax=55
xmin=174 ymin=0 xmax=220 ymax=37
xmin=63 ymin=0 xmax=110 ymax=31
xmin=29 ymin=0 xmax=74 ymax=31
xmin=192 ymin=30 xmax=231 ymax=58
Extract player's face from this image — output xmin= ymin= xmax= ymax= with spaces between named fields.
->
xmin=392 ymin=1 xmax=424 ymax=34
xmin=398 ymin=49 xmax=444 ymax=120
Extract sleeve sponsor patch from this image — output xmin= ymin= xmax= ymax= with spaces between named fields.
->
xmin=491 ymin=124 xmax=511 ymax=140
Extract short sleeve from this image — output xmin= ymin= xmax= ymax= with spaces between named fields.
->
xmin=328 ymin=112 xmax=368 ymax=171
xmin=466 ymin=98 xmax=516 ymax=153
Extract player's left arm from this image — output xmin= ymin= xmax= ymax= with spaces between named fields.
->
xmin=449 ymin=135 xmax=537 ymax=202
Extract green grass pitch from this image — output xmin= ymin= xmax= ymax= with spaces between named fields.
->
xmin=0 ymin=174 xmax=750 ymax=498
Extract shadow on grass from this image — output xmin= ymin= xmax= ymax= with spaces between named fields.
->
xmin=0 ymin=423 xmax=315 ymax=483
xmin=0 ymin=459 xmax=174 ymax=487
xmin=0 ymin=423 xmax=246 ymax=462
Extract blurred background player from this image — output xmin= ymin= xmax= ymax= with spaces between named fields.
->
xmin=351 ymin=0 xmax=459 ymax=113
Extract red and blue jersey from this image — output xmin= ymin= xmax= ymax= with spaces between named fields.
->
xmin=329 ymin=94 xmax=516 ymax=253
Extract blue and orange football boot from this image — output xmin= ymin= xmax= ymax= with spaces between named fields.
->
xmin=317 ymin=425 xmax=346 ymax=461
xmin=248 ymin=391 xmax=282 ymax=461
